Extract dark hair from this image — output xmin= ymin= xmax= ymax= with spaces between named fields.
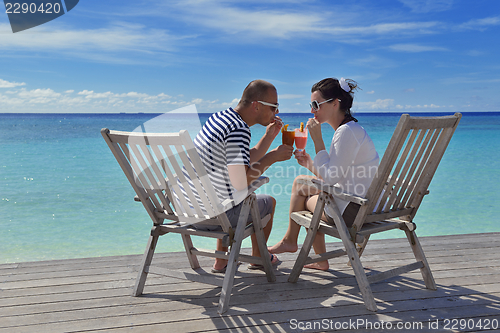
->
xmin=311 ymin=78 xmax=359 ymax=114
xmin=239 ymin=80 xmax=276 ymax=107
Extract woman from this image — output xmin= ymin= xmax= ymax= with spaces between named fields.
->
xmin=268 ymin=77 xmax=379 ymax=270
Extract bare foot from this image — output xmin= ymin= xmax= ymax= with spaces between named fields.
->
xmin=304 ymin=261 xmax=329 ymax=271
xmin=212 ymin=258 xmax=228 ymax=271
xmin=268 ymin=240 xmax=298 ymax=254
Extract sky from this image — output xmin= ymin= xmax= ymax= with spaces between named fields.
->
xmin=1 ymin=0 xmax=500 ymax=113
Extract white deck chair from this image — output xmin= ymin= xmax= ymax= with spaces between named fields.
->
xmin=288 ymin=113 xmax=462 ymax=311
xmin=101 ymin=128 xmax=275 ymax=314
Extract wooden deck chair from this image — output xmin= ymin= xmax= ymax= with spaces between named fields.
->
xmin=101 ymin=128 xmax=276 ymax=314
xmin=288 ymin=113 xmax=462 ymax=311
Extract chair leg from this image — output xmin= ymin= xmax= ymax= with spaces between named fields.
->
xmin=250 ymin=196 xmax=276 ymax=282
xmin=181 ymin=234 xmax=200 ymax=269
xmin=342 ymin=234 xmax=378 ymax=312
xmin=133 ymin=227 xmax=160 ymax=296
xmin=218 ymin=197 xmax=252 ymax=314
xmin=347 ymin=235 xmax=370 ymax=267
xmin=327 ymin=197 xmax=377 ymax=312
xmin=404 ymin=229 xmax=437 ymax=290
xmin=288 ymin=193 xmax=326 ymax=283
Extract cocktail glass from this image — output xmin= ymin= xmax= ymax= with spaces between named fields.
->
xmin=294 ymin=128 xmax=308 ymax=151
xmin=282 ymin=128 xmax=295 ymax=147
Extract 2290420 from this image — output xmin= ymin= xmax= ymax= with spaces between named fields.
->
xmin=5 ymin=2 xmax=62 ymax=14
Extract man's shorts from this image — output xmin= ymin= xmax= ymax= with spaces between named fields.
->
xmin=225 ymin=194 xmax=274 ymax=228
xmin=194 ymin=194 xmax=274 ymax=231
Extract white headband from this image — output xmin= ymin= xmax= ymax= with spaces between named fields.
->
xmin=339 ymin=77 xmax=351 ymax=92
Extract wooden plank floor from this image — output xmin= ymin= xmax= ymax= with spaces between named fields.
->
xmin=1 ymin=232 xmax=500 ymax=333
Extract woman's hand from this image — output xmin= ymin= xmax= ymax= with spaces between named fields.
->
xmin=294 ymin=149 xmax=313 ymax=170
xmin=306 ymin=118 xmax=326 ymax=153
xmin=306 ymin=118 xmax=321 ymax=142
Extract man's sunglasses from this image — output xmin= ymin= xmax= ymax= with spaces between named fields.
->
xmin=257 ymin=101 xmax=279 ymax=112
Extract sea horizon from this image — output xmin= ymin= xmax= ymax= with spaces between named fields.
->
xmin=1 ymin=111 xmax=499 ymax=263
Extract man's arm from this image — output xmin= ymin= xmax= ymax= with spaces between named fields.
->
xmin=228 ymin=145 xmax=293 ymax=190
xmin=249 ymin=118 xmax=282 ymax=163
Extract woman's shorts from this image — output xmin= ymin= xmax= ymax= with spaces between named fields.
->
xmin=342 ymin=202 xmax=361 ymax=228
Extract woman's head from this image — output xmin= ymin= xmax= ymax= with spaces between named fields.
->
xmin=311 ymin=78 xmax=358 ymax=115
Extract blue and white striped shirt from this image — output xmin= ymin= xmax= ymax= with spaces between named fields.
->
xmin=193 ymin=108 xmax=251 ymax=205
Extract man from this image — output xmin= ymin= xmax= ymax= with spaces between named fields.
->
xmin=194 ymin=79 xmax=293 ymax=272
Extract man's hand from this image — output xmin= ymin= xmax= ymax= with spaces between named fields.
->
xmin=265 ymin=115 xmax=283 ymax=139
xmin=272 ymin=144 xmax=294 ymax=162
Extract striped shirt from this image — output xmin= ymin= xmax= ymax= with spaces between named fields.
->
xmin=193 ymin=108 xmax=251 ymax=206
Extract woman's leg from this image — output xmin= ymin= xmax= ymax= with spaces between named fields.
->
xmin=268 ymin=175 xmax=320 ymax=254
xmin=303 ymin=194 xmax=329 ymax=271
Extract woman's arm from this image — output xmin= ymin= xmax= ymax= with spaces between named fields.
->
xmin=306 ymin=118 xmax=326 ymax=154
xmin=313 ymin=125 xmax=359 ymax=185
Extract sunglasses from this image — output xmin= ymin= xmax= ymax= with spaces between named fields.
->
xmin=310 ymin=98 xmax=335 ymax=111
xmin=257 ymin=100 xmax=279 ymax=112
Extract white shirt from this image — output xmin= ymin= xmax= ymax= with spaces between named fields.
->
xmin=313 ymin=121 xmax=379 ymax=214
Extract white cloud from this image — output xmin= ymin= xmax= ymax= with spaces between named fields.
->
xmin=0 ymin=82 xmax=237 ymax=113
xmin=222 ymin=98 xmax=240 ymax=107
xmin=356 ymin=99 xmax=395 ymax=110
xmin=389 ymin=43 xmax=448 ymax=52
xmin=0 ymin=78 xmax=26 ymax=88
xmin=398 ymin=0 xmax=454 ymax=13
xmin=366 ymin=91 xmax=375 ymax=94
xmin=355 ymin=98 xmax=448 ymax=111
xmin=459 ymin=16 xmax=500 ymax=30
xmin=17 ymin=88 xmax=61 ymax=98
xmin=0 ymin=23 xmax=188 ymax=64
xmin=164 ymin=2 xmax=441 ymax=41
xmin=323 ymin=22 xmax=439 ymax=37
xmin=279 ymin=94 xmax=304 ymax=99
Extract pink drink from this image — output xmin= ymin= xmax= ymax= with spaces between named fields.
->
xmin=294 ymin=128 xmax=308 ymax=150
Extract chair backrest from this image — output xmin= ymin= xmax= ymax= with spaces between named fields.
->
xmin=355 ymin=113 xmax=462 ymax=226
xmin=101 ymin=128 xmax=231 ymax=230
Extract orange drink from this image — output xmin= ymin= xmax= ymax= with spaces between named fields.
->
xmin=282 ymin=129 xmax=295 ymax=146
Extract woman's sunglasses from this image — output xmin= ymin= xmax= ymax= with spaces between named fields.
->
xmin=310 ymin=98 xmax=335 ymax=111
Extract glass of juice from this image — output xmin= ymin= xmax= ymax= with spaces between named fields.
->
xmin=294 ymin=127 xmax=308 ymax=151
xmin=282 ymin=127 xmax=295 ymax=147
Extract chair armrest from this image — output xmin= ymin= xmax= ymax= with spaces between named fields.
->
xmin=247 ymin=176 xmax=270 ymax=194
xmin=220 ymin=176 xmax=270 ymax=211
xmin=301 ymin=178 xmax=368 ymax=206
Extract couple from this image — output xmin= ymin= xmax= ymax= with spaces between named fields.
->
xmin=193 ymin=78 xmax=379 ymax=273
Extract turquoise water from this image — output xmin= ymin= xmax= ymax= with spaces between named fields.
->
xmin=1 ymin=112 xmax=499 ymax=263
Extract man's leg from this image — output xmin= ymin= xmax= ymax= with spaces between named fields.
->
xmin=213 ymin=240 xmax=229 ymax=271
xmin=250 ymin=196 xmax=275 ymax=258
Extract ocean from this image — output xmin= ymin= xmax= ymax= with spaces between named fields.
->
xmin=1 ymin=112 xmax=499 ymax=264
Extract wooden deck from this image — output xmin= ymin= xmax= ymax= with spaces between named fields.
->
xmin=1 ymin=232 xmax=499 ymax=332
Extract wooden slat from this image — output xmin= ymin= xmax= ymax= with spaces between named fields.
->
xmin=376 ymin=128 xmax=420 ymax=213
xmin=367 ymin=261 xmax=424 ymax=284
xmin=399 ymin=127 xmax=441 ymax=209
xmin=146 ymin=266 xmax=225 ymax=287
xmin=162 ymin=144 xmax=206 ymax=218
xmin=304 ymin=249 xmax=347 ymax=264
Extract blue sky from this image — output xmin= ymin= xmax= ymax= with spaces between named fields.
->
xmin=1 ymin=0 xmax=499 ymax=113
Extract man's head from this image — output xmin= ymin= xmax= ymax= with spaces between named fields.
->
xmin=236 ymin=80 xmax=278 ymax=126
